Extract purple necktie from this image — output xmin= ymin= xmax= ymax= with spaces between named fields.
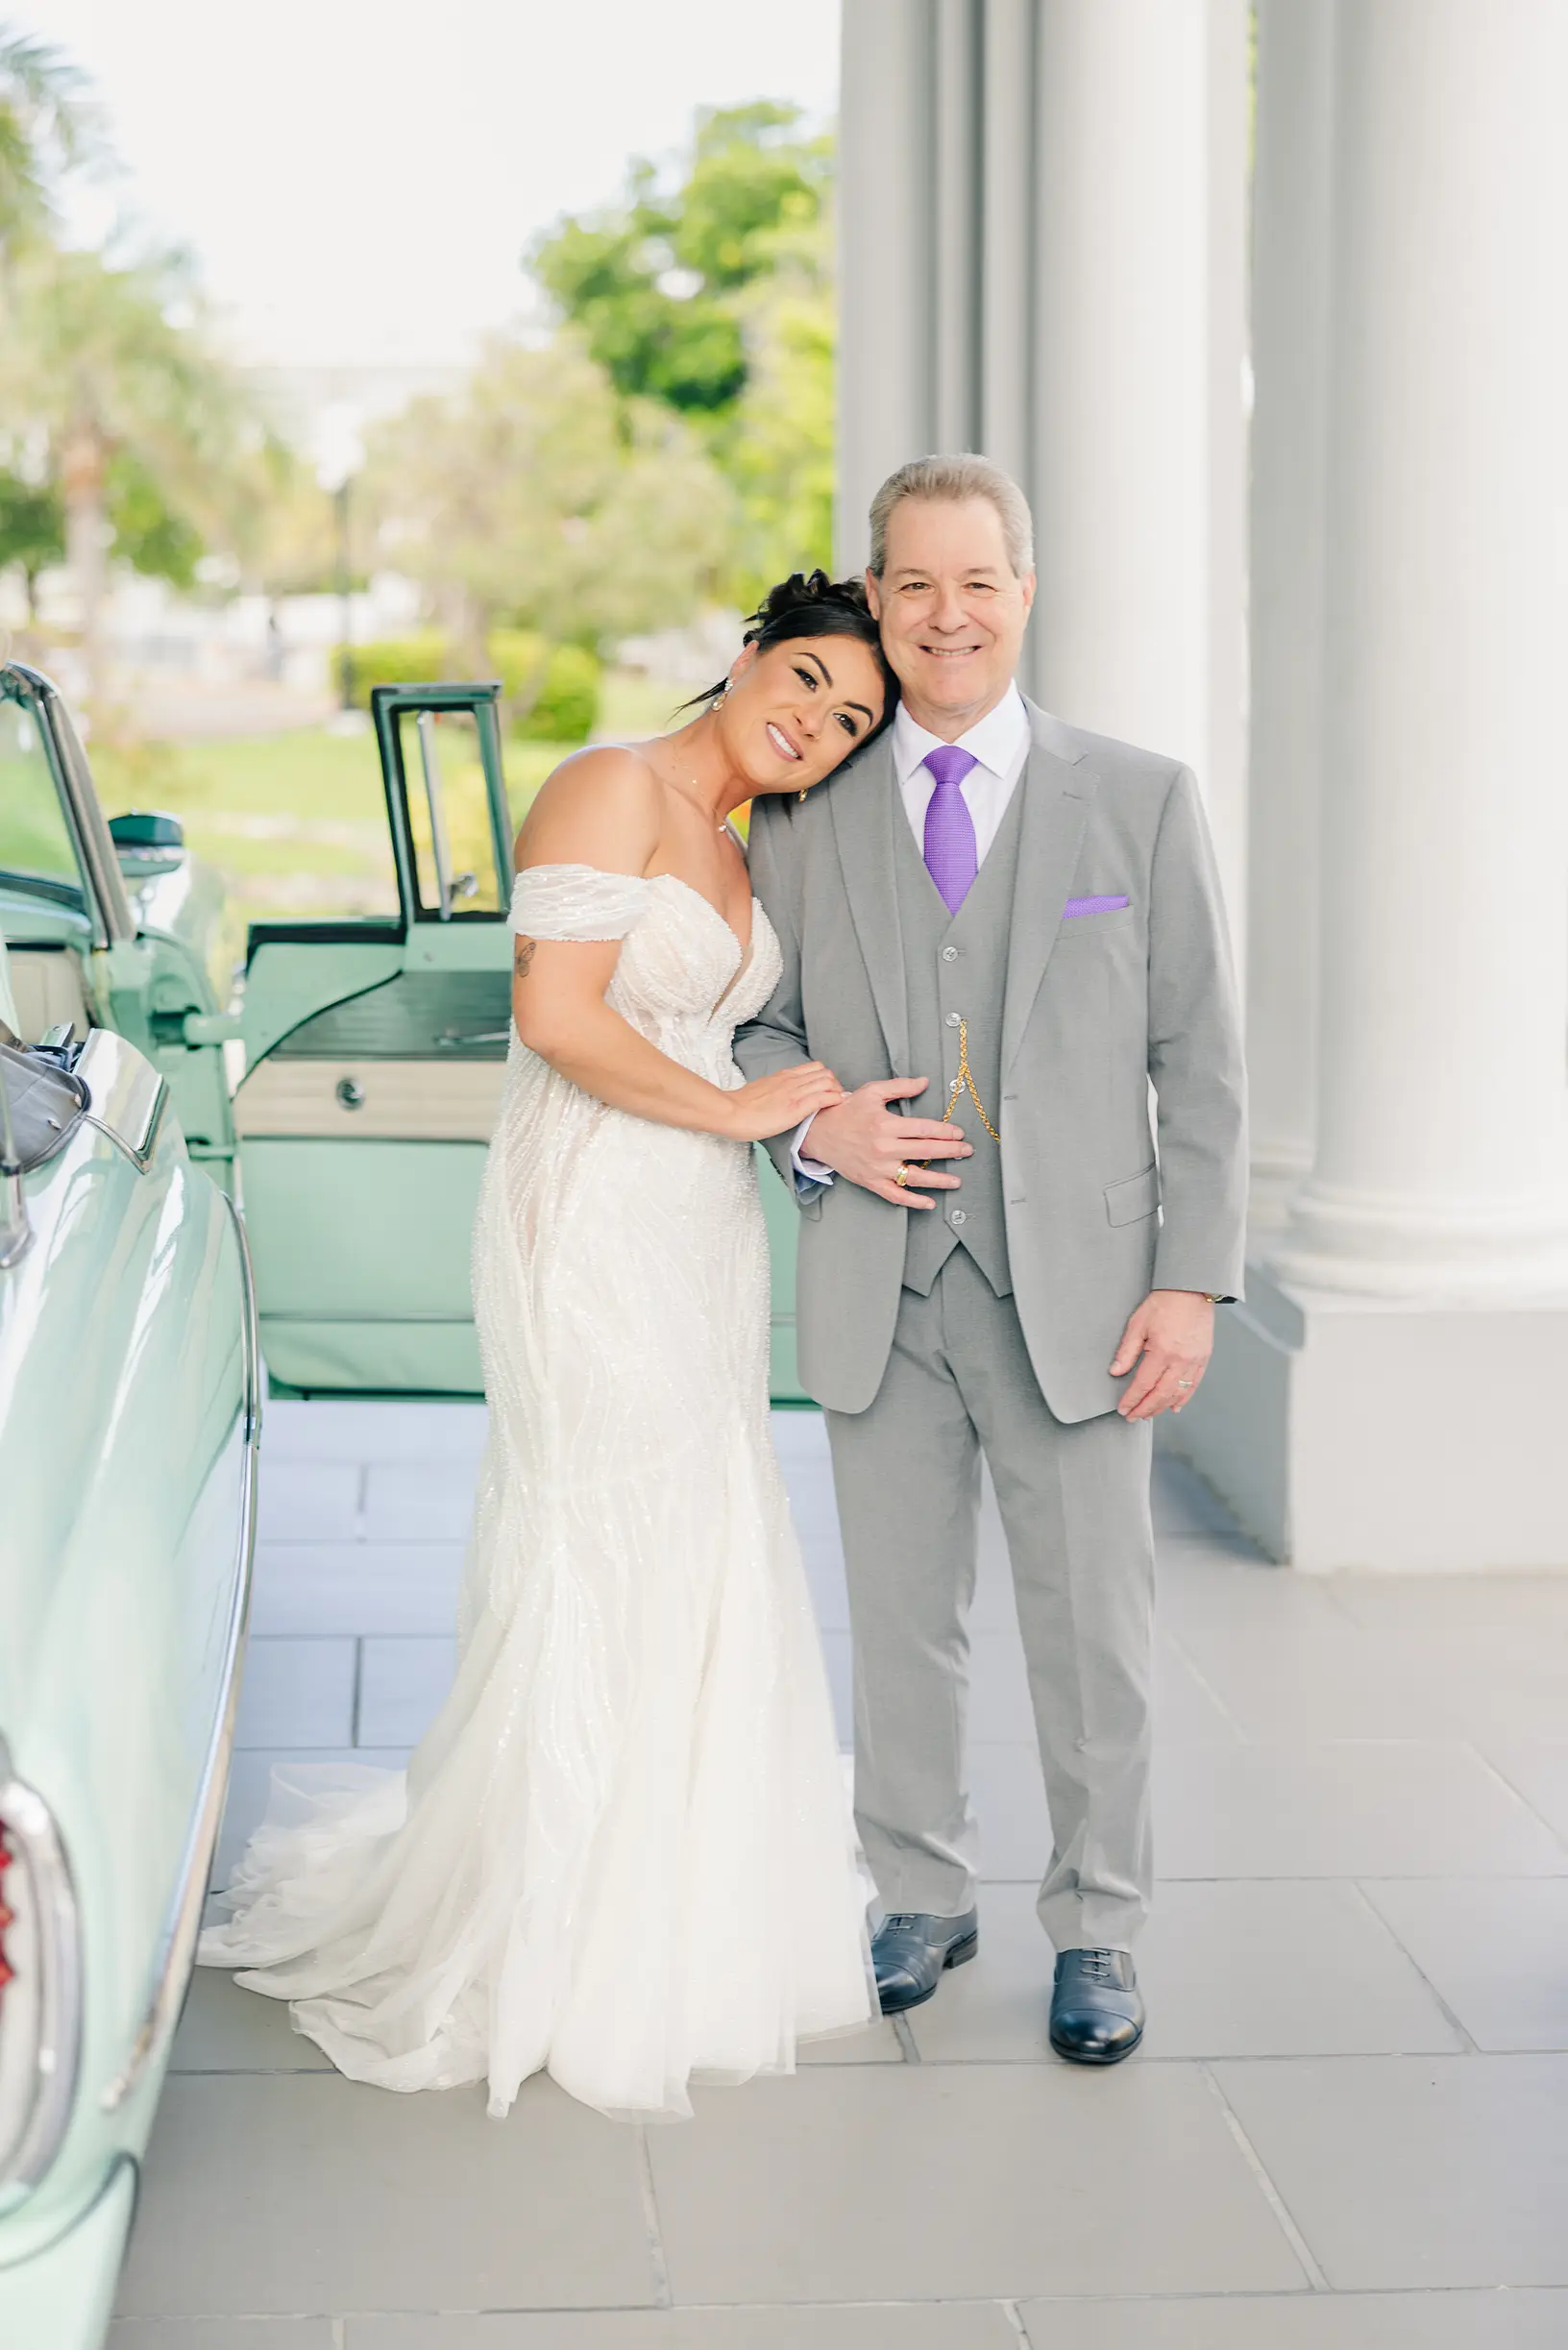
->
xmin=922 ymin=746 xmax=979 ymax=915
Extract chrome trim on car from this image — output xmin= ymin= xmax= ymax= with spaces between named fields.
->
xmin=0 ymin=1062 xmax=30 ymax=1269
xmin=0 ymin=1170 xmax=29 ymax=1270
xmin=100 ymin=1191 xmax=261 ymax=2113
xmin=0 ymin=1737 xmax=85 ymax=2211
xmin=75 ymin=1029 xmax=166 ymax=1173
xmin=415 ymin=709 xmax=455 ymax=921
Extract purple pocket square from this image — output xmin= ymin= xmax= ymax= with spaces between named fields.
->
xmin=1063 ymin=893 xmax=1130 ymax=918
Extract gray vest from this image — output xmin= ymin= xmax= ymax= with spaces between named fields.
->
xmin=895 ymin=776 xmax=1024 ymax=1299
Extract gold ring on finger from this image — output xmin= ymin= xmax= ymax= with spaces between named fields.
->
xmin=894 ymin=1163 xmax=911 ymax=1187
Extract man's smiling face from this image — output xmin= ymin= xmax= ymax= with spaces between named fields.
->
xmin=867 ymin=495 xmax=1036 ymax=740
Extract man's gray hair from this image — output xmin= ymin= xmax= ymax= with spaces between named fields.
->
xmin=868 ymin=453 xmax=1036 ymax=579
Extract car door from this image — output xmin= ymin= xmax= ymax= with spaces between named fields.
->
xmin=233 ymin=684 xmax=514 ymax=1395
xmin=233 ymin=681 xmax=810 ymax=1403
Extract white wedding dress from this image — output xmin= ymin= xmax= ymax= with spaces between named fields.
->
xmin=199 ymin=864 xmax=873 ymax=2120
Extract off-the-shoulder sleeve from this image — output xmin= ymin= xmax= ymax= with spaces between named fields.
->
xmin=508 ymin=863 xmax=649 ymax=942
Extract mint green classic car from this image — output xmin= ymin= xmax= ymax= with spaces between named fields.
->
xmin=0 ymin=656 xmax=809 ymax=2343
xmin=1 ymin=665 xmax=259 ymax=2346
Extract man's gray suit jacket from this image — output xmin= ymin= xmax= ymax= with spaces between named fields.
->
xmin=734 ymin=698 xmax=1248 ymax=1424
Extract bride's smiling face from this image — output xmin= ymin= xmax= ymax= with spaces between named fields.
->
xmin=719 ymin=634 xmax=888 ymax=797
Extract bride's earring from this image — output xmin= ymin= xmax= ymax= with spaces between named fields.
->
xmin=798 ymin=787 xmax=808 ymax=800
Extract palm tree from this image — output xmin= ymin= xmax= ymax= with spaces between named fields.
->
xmin=1 ymin=240 xmax=252 ymax=705
xmin=0 ymin=23 xmax=100 ymax=249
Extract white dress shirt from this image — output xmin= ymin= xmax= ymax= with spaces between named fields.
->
xmin=792 ymin=685 xmax=1032 ymax=1184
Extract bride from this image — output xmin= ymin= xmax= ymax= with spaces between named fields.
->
xmin=199 ymin=572 xmax=896 ymax=2121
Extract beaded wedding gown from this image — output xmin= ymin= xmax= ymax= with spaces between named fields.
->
xmin=199 ymin=863 xmax=873 ymax=2120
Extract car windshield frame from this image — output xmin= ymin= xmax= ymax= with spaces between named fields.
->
xmin=0 ymin=664 xmax=133 ymax=949
xmin=370 ymin=682 xmax=512 ymax=928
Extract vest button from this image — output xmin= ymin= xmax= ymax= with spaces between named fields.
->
xmin=945 ymin=1011 xmax=961 ymax=1027
xmin=950 ymin=1208 xmax=968 ymax=1226
xmin=942 ymin=945 xmax=959 ymax=962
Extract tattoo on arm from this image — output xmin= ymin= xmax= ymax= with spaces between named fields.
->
xmin=513 ymin=936 xmax=536 ymax=979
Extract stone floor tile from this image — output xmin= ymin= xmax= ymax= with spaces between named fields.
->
xmin=1153 ymin=1634 xmax=1244 ymax=1745
xmin=234 ymin=1636 xmax=357 ymax=1750
xmin=796 ymin=2017 xmax=904 ymax=2065
xmin=1151 ymin=1453 xmax=1246 ymax=1539
xmin=1213 ymin=2054 xmax=1568 ymax=2289
xmin=356 ymin=1636 xmax=456 ymax=1747
xmin=906 ymin=1879 xmax=1460 ymax=2063
xmin=766 ymin=1408 xmax=832 ymax=1467
xmin=1168 ymin=1613 xmax=1471 ymax=1741
xmin=249 ymin=1541 xmax=465 ymax=1637
xmin=261 ymin=1396 xmax=488 ymax=1464
xmin=1155 ymin=1542 xmax=1350 ymax=1634
xmin=169 ymin=1967 xmax=331 ymax=2072
xmin=111 ymin=2325 xmax=335 ymax=2348
xmin=361 ymin=1459 xmax=478 ymax=1542
xmin=1017 ymin=2289 xmax=1568 ymax=2347
xmin=967 ymin=1741 xmax=1053 ymax=1880
xmin=351 ymin=2308 xmax=1019 ymax=2348
xmin=1330 ymin=1573 xmax=1568 ymax=1632
xmin=114 ymin=2073 xmax=656 ymax=2317
xmin=1157 ymin=1742 xmax=1568 ymax=1879
xmin=255 ymin=1459 xmax=360 ymax=1543
xmin=1141 ymin=1879 xmax=1462 ymax=2057
xmin=1482 ymin=1741 xmax=1568 ymax=1843
xmin=1360 ymin=1877 xmax=1568 ymax=2050
xmin=646 ymin=2065 xmax=1307 ymax=2302
xmin=212 ymin=1749 xmax=409 ymax=1887
xmin=1364 ymin=1622 xmax=1568 ymax=1744
xmin=898 ymin=1882 xmax=1053 ymax=2062
xmin=965 ymin=1629 xmax=1037 ymax=1743
xmin=816 ymin=1628 xmax=854 ymax=1746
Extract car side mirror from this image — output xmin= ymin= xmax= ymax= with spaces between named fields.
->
xmin=109 ymin=810 xmax=185 ymax=857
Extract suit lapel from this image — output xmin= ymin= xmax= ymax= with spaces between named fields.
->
xmin=829 ymin=734 xmax=910 ymax=1074
xmin=1000 ymin=702 xmax=1097 ymax=1077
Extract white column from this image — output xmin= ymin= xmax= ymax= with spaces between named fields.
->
xmin=977 ymin=0 xmax=1035 ymax=480
xmin=978 ymin=0 xmax=1037 ymax=689
xmin=836 ymin=0 xmax=935 ymax=571
xmin=932 ymin=0 xmax=981 ymax=453
xmin=1244 ymin=0 xmax=1336 ymax=1229
xmin=1271 ymin=0 xmax=1568 ymax=1302
xmin=1029 ymin=0 xmax=1249 ymax=939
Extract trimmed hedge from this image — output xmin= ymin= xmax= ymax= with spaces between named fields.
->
xmin=490 ymin=632 xmax=600 ymax=744
xmin=344 ymin=631 xmax=600 ymax=745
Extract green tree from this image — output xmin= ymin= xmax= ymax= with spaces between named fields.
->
xmin=361 ymin=331 xmax=734 ymax=670
xmin=529 ymin=104 xmax=835 ymax=601
xmin=0 ymin=239 xmax=253 ymax=702
xmin=0 ymin=469 xmax=63 ymax=618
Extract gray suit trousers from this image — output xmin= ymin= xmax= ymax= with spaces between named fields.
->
xmin=825 ymin=1249 xmax=1155 ymax=1951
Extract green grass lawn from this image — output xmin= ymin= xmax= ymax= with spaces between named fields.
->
xmin=87 ymin=670 xmax=693 ymax=983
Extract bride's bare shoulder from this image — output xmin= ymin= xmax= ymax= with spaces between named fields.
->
xmin=513 ymin=743 xmax=663 ymax=875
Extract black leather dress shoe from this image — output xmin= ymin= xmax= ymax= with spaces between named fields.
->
xmin=870 ymin=1908 xmax=979 ymax=2014
xmin=1049 ymin=1947 xmax=1145 ymax=2064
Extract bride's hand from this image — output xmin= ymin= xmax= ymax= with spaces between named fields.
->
xmin=722 ymin=1063 xmax=846 ymax=1142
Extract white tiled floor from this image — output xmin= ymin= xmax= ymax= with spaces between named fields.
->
xmin=114 ymin=1400 xmax=1568 ymax=2346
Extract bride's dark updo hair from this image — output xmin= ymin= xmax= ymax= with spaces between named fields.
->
xmin=684 ymin=569 xmax=897 ymax=739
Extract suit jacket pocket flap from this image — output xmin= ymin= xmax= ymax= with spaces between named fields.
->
xmin=1104 ymin=1163 xmax=1160 ymax=1228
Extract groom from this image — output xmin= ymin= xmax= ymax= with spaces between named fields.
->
xmin=736 ymin=454 xmax=1246 ymax=2063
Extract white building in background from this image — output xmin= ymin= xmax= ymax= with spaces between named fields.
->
xmin=838 ymin=0 xmax=1568 ymax=1573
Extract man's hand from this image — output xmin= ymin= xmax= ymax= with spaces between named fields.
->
xmin=1111 ymin=1290 xmax=1214 ymax=1420
xmin=804 ymin=1078 xmax=973 ymax=1208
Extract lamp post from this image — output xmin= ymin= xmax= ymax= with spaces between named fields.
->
xmin=314 ymin=404 xmax=364 ymax=726
xmin=334 ymin=474 xmax=353 ymax=712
